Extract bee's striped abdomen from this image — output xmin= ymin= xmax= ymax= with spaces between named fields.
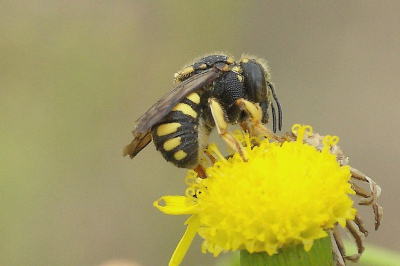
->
xmin=151 ymin=92 xmax=202 ymax=168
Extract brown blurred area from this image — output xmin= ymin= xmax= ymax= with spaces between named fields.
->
xmin=1 ymin=1 xmax=399 ymax=265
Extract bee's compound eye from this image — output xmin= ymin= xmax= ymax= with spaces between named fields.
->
xmin=241 ymin=60 xmax=267 ymax=103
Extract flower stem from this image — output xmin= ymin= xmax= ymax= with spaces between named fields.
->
xmin=240 ymin=236 xmax=333 ymax=266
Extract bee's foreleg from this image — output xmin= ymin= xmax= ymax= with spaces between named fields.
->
xmin=236 ymin=98 xmax=283 ymax=142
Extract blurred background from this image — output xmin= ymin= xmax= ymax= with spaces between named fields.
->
xmin=1 ymin=1 xmax=399 ymax=265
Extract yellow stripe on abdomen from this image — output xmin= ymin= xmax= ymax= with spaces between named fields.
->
xmin=186 ymin=92 xmax=200 ymax=104
xmin=172 ymin=103 xmax=197 ymax=118
xmin=163 ymin=137 xmax=181 ymax=151
xmin=174 ymin=150 xmax=187 ymax=160
xmin=156 ymin=123 xmax=181 ymax=137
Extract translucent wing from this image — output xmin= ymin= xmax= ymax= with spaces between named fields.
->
xmin=123 ymin=67 xmax=223 ymax=158
xmin=123 ymin=129 xmax=152 ymax=158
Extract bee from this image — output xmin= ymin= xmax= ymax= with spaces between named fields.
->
xmin=123 ymin=53 xmax=282 ymax=169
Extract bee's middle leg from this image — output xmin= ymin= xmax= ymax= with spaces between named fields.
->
xmin=208 ymin=98 xmax=247 ymax=161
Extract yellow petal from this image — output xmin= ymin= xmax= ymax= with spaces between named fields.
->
xmin=153 ymin=196 xmax=197 ymax=215
xmin=169 ymin=215 xmax=201 ymax=266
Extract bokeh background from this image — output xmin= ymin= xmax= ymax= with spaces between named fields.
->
xmin=1 ymin=1 xmax=399 ymax=265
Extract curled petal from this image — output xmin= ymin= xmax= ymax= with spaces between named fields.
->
xmin=154 ymin=196 xmax=198 ymax=215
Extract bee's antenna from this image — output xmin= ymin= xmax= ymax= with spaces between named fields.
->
xmin=267 ymin=82 xmax=282 ymax=131
xmin=270 ymin=101 xmax=277 ymax=133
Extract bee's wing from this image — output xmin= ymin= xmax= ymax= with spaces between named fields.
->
xmin=123 ymin=67 xmax=223 ymax=158
xmin=123 ymin=129 xmax=152 ymax=158
xmin=133 ymin=67 xmax=223 ymax=133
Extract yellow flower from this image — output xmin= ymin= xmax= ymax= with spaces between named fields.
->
xmin=154 ymin=124 xmax=357 ymax=266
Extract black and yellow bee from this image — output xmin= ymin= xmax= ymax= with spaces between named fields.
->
xmin=123 ymin=53 xmax=282 ymax=169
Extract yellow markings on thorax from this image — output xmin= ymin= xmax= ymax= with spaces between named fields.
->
xmin=174 ymin=150 xmax=187 ymax=160
xmin=174 ymin=66 xmax=194 ymax=79
xmin=186 ymin=92 xmax=200 ymax=104
xmin=157 ymin=123 xmax=181 ymax=137
xmin=227 ymin=57 xmax=235 ymax=64
xmin=163 ymin=137 xmax=181 ymax=151
xmin=198 ymin=63 xmax=207 ymax=70
xmin=231 ymin=66 xmax=243 ymax=82
xmin=232 ymin=66 xmax=240 ymax=73
xmin=172 ymin=103 xmax=197 ymax=118
xmin=221 ymin=64 xmax=231 ymax=71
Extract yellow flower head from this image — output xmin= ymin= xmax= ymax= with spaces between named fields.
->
xmin=154 ymin=124 xmax=357 ymax=266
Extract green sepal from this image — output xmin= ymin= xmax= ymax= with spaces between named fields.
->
xmin=240 ymin=236 xmax=333 ymax=266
